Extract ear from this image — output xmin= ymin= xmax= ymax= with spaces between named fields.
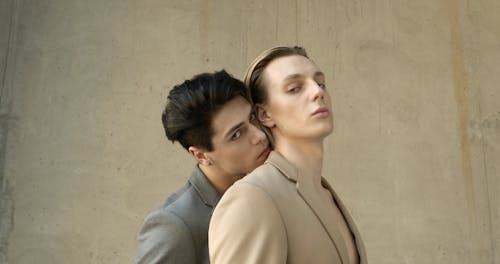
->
xmin=255 ymin=103 xmax=275 ymax=128
xmin=188 ymin=146 xmax=212 ymax=166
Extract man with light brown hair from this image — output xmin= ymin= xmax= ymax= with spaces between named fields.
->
xmin=209 ymin=47 xmax=367 ymax=264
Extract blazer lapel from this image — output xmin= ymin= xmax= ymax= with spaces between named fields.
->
xmin=296 ymin=175 xmax=351 ymax=264
xmin=322 ymin=179 xmax=367 ymax=264
xmin=266 ymin=152 xmax=350 ymax=264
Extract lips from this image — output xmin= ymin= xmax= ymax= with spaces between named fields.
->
xmin=258 ymin=146 xmax=271 ymax=160
xmin=312 ymin=107 xmax=329 ymax=117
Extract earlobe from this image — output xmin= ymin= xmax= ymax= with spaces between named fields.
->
xmin=255 ymin=104 xmax=275 ymax=128
xmin=188 ymin=146 xmax=212 ymax=166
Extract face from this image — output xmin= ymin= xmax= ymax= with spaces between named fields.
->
xmin=205 ymin=96 xmax=270 ymax=180
xmin=259 ymin=55 xmax=333 ymax=141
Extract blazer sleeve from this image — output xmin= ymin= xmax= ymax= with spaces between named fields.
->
xmin=135 ymin=209 xmax=196 ymax=264
xmin=209 ymin=182 xmax=287 ymax=264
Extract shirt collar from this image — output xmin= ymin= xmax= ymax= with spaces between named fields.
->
xmin=188 ymin=165 xmax=221 ymax=207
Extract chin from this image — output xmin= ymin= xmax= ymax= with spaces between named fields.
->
xmin=326 ymin=124 xmax=334 ymax=134
xmin=320 ymin=123 xmax=334 ymax=135
xmin=307 ymin=129 xmax=332 ymax=140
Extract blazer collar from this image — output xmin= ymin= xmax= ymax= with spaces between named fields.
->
xmin=188 ymin=165 xmax=221 ymax=207
xmin=322 ymin=180 xmax=367 ymax=264
xmin=266 ymin=150 xmax=363 ymax=264
xmin=265 ymin=151 xmax=299 ymax=182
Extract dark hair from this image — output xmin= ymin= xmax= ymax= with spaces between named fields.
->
xmin=162 ymin=70 xmax=247 ymax=151
xmin=243 ymin=46 xmax=308 ymax=104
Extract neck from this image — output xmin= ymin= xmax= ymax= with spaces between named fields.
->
xmin=273 ymin=136 xmax=325 ymax=184
xmin=198 ymin=165 xmax=238 ymax=196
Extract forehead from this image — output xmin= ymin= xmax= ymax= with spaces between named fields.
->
xmin=210 ymin=96 xmax=251 ymax=136
xmin=264 ymin=55 xmax=320 ymax=85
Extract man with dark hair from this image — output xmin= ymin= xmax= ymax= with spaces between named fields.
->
xmin=135 ymin=70 xmax=271 ymax=264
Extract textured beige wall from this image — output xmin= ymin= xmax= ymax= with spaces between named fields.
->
xmin=1 ymin=0 xmax=498 ymax=263
xmin=1 ymin=0 xmax=17 ymax=263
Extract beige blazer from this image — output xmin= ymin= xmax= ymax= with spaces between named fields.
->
xmin=209 ymin=151 xmax=367 ymax=264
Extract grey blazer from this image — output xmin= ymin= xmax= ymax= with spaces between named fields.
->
xmin=136 ymin=166 xmax=220 ymax=264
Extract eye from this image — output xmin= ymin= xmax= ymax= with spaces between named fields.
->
xmin=231 ymin=130 xmax=242 ymax=141
xmin=288 ymin=86 xmax=301 ymax=93
xmin=317 ymin=82 xmax=326 ymax=89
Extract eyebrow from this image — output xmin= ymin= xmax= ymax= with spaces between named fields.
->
xmin=283 ymin=71 xmax=325 ymax=83
xmin=314 ymin=71 xmax=325 ymax=78
xmin=283 ymin=73 xmax=302 ymax=82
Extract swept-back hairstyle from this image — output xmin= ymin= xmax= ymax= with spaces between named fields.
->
xmin=242 ymin=46 xmax=309 ymax=148
xmin=162 ymin=70 xmax=247 ymax=151
xmin=243 ymin=46 xmax=308 ymax=105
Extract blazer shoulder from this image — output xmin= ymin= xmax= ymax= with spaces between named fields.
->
xmin=235 ymin=163 xmax=294 ymax=199
xmin=136 ymin=180 xmax=214 ymax=264
xmin=139 ymin=209 xmax=192 ymax=241
xmin=209 ymin=182 xmax=288 ymax=264
xmin=161 ymin=182 xmax=213 ymax=228
xmin=241 ymin=163 xmax=286 ymax=186
xmin=136 ymin=209 xmax=196 ymax=264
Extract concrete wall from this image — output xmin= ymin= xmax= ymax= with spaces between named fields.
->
xmin=0 ymin=0 xmax=498 ymax=263
xmin=1 ymin=0 xmax=17 ymax=262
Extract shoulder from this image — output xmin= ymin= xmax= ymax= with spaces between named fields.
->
xmin=136 ymin=208 xmax=196 ymax=263
xmin=239 ymin=163 xmax=285 ymax=188
xmin=161 ymin=181 xmax=213 ymax=226
xmin=140 ymin=180 xmax=213 ymax=237
xmin=138 ymin=208 xmax=191 ymax=241
xmin=210 ymin=181 xmax=283 ymax=234
xmin=135 ymin=180 xmax=212 ymax=264
xmin=230 ymin=163 xmax=294 ymax=203
xmin=211 ymin=163 xmax=291 ymax=228
xmin=214 ymin=179 xmax=277 ymax=216
xmin=209 ymin=182 xmax=288 ymax=263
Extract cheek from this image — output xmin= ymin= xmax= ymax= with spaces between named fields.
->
xmin=225 ymin=145 xmax=247 ymax=160
xmin=268 ymin=99 xmax=293 ymax=119
xmin=212 ymin=144 xmax=235 ymax=162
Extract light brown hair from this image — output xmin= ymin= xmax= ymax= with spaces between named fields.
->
xmin=243 ymin=46 xmax=308 ymax=105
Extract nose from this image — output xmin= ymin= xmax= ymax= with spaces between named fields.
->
xmin=311 ymin=80 xmax=325 ymax=101
xmin=249 ymin=123 xmax=267 ymax=145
